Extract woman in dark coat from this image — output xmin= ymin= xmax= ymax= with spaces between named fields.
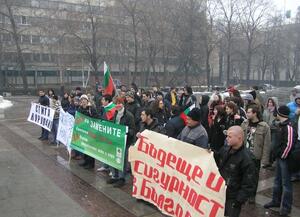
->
xmin=225 ymin=101 xmax=244 ymax=130
xmin=209 ymin=105 xmax=226 ymax=152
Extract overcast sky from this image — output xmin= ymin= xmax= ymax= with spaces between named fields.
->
xmin=274 ymin=0 xmax=300 ymax=17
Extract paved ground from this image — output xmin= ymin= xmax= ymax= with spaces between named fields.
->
xmin=0 ymin=96 xmax=300 ymax=217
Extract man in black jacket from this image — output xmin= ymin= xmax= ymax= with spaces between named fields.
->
xmin=38 ymin=90 xmax=50 ymax=140
xmin=106 ymin=97 xmax=136 ymax=187
xmin=125 ymin=91 xmax=141 ymax=131
xmin=165 ymin=105 xmax=185 ymax=138
xmin=136 ymin=108 xmax=162 ymax=138
xmin=264 ymin=105 xmax=296 ymax=216
xmin=214 ymin=126 xmax=256 ymax=217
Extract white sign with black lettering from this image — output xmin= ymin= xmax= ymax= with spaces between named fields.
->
xmin=27 ymin=103 xmax=55 ymax=131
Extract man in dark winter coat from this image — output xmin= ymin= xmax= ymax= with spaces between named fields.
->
xmin=94 ymin=85 xmax=103 ymax=113
xmin=107 ymin=97 xmax=135 ymax=188
xmin=264 ymin=105 xmax=296 ymax=216
xmin=179 ymin=86 xmax=197 ymax=110
xmin=125 ymin=91 xmax=141 ymax=131
xmin=38 ymin=90 xmax=50 ymax=140
xmin=165 ymin=105 xmax=185 ymax=138
xmin=137 ymin=108 xmax=162 ymax=138
xmin=214 ymin=126 xmax=256 ymax=217
xmin=178 ymin=108 xmax=208 ymax=149
xmin=199 ymin=95 xmax=210 ymax=133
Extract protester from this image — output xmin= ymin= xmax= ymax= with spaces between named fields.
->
xmin=165 ymin=87 xmax=178 ymax=106
xmin=77 ymin=94 xmax=99 ymax=169
xmin=287 ymin=93 xmax=300 ymax=121
xmin=209 ymin=105 xmax=226 ymax=152
xmin=101 ymin=95 xmax=116 ymax=121
xmin=151 ymin=99 xmax=168 ymax=126
xmin=214 ymin=126 xmax=256 ymax=217
xmin=137 ymin=108 xmax=161 ymax=138
xmin=241 ymin=104 xmax=271 ymax=203
xmin=165 ymin=105 xmax=185 ymax=138
xmin=179 ymin=86 xmax=197 ymax=110
xmin=38 ymin=90 xmax=50 ymax=141
xmin=107 ymin=97 xmax=135 ymax=187
xmin=225 ymin=102 xmax=244 ymax=130
xmin=177 ymin=108 xmax=209 ymax=149
xmin=264 ymin=105 xmax=296 ymax=216
xmin=49 ymin=95 xmax=61 ymax=145
xmin=94 ymin=85 xmax=103 ymax=113
xmin=47 ymin=89 xmax=55 ymax=99
xmin=125 ymin=91 xmax=141 ymax=129
xmin=61 ymin=92 xmax=70 ymax=111
xmin=199 ymin=95 xmax=210 ymax=133
xmin=263 ymin=97 xmax=278 ymax=166
xmin=75 ymin=87 xmax=82 ymax=97
xmin=141 ymin=91 xmax=154 ymax=110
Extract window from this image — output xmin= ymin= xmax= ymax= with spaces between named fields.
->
xmin=31 ymin=35 xmax=40 ymax=44
xmin=0 ymin=15 xmax=5 ymax=23
xmin=23 ymin=53 xmax=32 ymax=62
xmin=41 ymin=53 xmax=50 ymax=62
xmin=39 ymin=0 xmax=49 ymax=8
xmin=49 ymin=2 xmax=59 ymax=10
xmin=31 ymin=0 xmax=39 ymax=7
xmin=2 ymin=33 xmax=11 ymax=42
xmin=21 ymin=16 xmax=27 ymax=25
xmin=21 ymin=35 xmax=31 ymax=44
xmin=33 ymin=53 xmax=40 ymax=62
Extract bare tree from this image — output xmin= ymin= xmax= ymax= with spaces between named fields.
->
xmin=215 ymin=0 xmax=239 ymax=86
xmin=237 ymin=0 xmax=271 ymax=84
xmin=0 ymin=0 xmax=28 ymax=91
xmin=204 ymin=0 xmax=219 ymax=87
xmin=115 ymin=0 xmax=141 ymax=83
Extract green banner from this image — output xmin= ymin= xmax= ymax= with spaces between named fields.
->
xmin=71 ymin=112 xmax=128 ymax=171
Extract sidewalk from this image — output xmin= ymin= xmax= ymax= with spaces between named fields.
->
xmin=0 ymin=134 xmax=91 ymax=217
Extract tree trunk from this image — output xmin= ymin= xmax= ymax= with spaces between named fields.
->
xmin=6 ymin=1 xmax=28 ymax=91
xmin=132 ymin=16 xmax=138 ymax=83
xmin=206 ymin=47 xmax=211 ymax=88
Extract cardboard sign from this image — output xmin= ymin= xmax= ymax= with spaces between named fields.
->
xmin=27 ymin=103 xmax=55 ymax=131
xmin=129 ymin=130 xmax=226 ymax=217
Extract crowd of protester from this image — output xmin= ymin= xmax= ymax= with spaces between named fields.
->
xmin=37 ymin=83 xmax=300 ymax=217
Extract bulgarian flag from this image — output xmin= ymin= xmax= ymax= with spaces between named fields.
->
xmin=103 ymin=62 xmax=115 ymax=96
xmin=180 ymin=104 xmax=196 ymax=125
xmin=104 ymin=102 xmax=116 ymax=121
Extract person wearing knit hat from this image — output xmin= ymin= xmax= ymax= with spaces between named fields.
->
xmin=125 ymin=91 xmax=135 ymax=99
xmin=80 ymin=94 xmax=89 ymax=101
xmin=276 ymin=105 xmax=290 ymax=118
xmin=177 ymin=108 xmax=208 ymax=149
xmin=264 ymin=104 xmax=295 ymax=216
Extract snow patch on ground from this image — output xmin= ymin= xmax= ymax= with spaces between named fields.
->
xmin=0 ymin=96 xmax=13 ymax=109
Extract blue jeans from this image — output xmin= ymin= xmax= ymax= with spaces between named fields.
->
xmin=41 ymin=127 xmax=49 ymax=139
xmin=272 ymin=159 xmax=293 ymax=212
xmin=50 ymin=119 xmax=59 ymax=143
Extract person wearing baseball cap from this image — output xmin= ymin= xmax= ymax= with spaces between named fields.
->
xmin=177 ymin=108 xmax=209 ymax=149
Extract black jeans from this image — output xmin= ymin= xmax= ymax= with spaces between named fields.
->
xmin=252 ymin=159 xmax=261 ymax=197
xmin=225 ymin=199 xmax=242 ymax=217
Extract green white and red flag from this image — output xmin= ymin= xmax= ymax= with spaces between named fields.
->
xmin=180 ymin=104 xmax=196 ymax=125
xmin=104 ymin=102 xmax=116 ymax=121
xmin=103 ymin=62 xmax=115 ymax=96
